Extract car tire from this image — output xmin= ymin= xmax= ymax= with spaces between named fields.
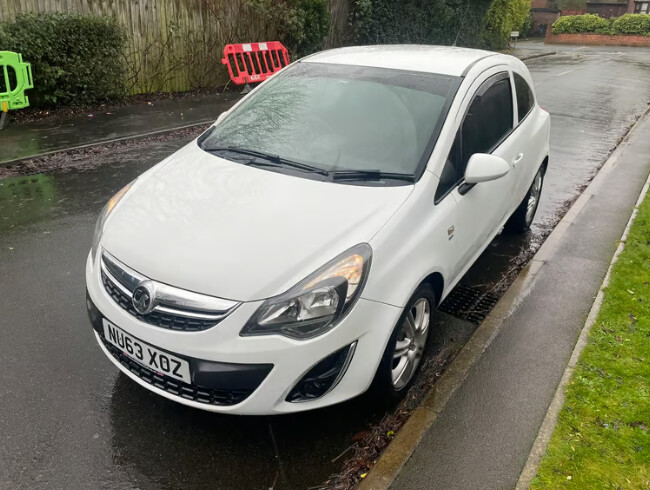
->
xmin=370 ymin=284 xmax=436 ymax=402
xmin=505 ymin=164 xmax=545 ymax=233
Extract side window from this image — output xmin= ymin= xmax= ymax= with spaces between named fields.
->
xmin=514 ymin=72 xmax=534 ymax=122
xmin=435 ymin=73 xmax=513 ymax=202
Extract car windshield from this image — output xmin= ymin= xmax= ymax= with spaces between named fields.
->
xmin=199 ymin=62 xmax=460 ymax=184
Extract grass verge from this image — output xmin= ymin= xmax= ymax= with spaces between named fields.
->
xmin=531 ymin=191 xmax=650 ymax=488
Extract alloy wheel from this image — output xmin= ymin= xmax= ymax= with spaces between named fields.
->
xmin=525 ymin=170 xmax=543 ymax=227
xmin=391 ymin=298 xmax=430 ymax=390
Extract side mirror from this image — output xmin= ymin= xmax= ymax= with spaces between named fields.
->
xmin=216 ymin=111 xmax=229 ymax=124
xmin=464 ymin=153 xmax=510 ymax=184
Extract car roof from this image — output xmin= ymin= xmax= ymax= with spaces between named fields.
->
xmin=303 ymin=45 xmax=502 ymax=77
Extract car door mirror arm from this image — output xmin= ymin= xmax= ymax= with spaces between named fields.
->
xmin=458 ymin=182 xmax=475 ymax=196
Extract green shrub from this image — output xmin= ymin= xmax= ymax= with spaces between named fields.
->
xmin=0 ymin=12 xmax=126 ymax=107
xmin=485 ymin=0 xmax=532 ymax=48
xmin=351 ymin=0 xmax=535 ymax=50
xmin=351 ymin=0 xmax=492 ymax=48
xmin=295 ymin=0 xmax=330 ymax=56
xmin=521 ymin=12 xmax=533 ymax=37
xmin=0 ymin=24 xmax=7 ymax=47
xmin=611 ymin=14 xmax=650 ymax=36
xmin=246 ymin=0 xmax=329 ymax=58
xmin=552 ymin=14 xmax=610 ymax=34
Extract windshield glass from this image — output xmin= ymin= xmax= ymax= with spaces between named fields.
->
xmin=199 ymin=62 xmax=460 ymax=182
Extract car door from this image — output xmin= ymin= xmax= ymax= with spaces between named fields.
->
xmin=511 ymin=70 xmax=538 ymax=201
xmin=434 ymin=68 xmax=520 ymax=281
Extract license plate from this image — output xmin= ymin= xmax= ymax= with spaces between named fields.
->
xmin=102 ymin=319 xmax=191 ymax=384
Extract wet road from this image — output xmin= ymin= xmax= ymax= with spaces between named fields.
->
xmin=1 ymin=45 xmax=649 ymax=489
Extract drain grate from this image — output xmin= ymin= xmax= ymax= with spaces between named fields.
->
xmin=439 ymin=284 xmax=500 ymax=324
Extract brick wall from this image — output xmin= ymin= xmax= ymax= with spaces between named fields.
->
xmin=531 ymin=0 xmax=548 ymax=8
xmin=532 ymin=10 xmax=561 ymax=35
xmin=587 ymin=4 xmax=628 ymax=18
xmin=545 ymin=30 xmax=650 ymax=46
xmin=561 ymin=9 xmax=587 ymax=15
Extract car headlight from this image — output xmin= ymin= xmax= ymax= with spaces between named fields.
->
xmin=241 ymin=243 xmax=372 ymax=340
xmin=91 ymin=182 xmax=133 ymax=262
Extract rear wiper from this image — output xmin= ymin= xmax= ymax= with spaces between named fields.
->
xmin=203 ymin=146 xmax=329 ymax=176
xmin=331 ymin=170 xmax=416 ymax=183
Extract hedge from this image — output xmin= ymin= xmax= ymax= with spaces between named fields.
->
xmin=611 ymin=14 xmax=650 ymax=36
xmin=553 ymin=14 xmax=650 ymax=36
xmin=0 ymin=12 xmax=126 ymax=107
xmin=246 ymin=0 xmax=330 ymax=58
xmin=294 ymin=0 xmax=331 ymax=57
xmin=552 ymin=14 xmax=610 ymax=34
xmin=351 ymin=0 xmax=494 ymax=48
xmin=351 ymin=0 xmax=532 ymax=51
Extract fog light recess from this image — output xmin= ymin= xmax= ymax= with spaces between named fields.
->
xmin=287 ymin=342 xmax=357 ymax=402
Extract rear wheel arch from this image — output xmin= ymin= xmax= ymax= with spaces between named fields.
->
xmin=541 ymin=155 xmax=549 ymax=173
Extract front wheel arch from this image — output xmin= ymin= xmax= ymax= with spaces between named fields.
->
xmin=369 ymin=283 xmax=437 ymax=400
xmin=423 ymin=272 xmax=444 ymax=308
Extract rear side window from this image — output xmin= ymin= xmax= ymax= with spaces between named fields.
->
xmin=514 ymin=72 xmax=534 ymax=122
xmin=436 ymin=72 xmax=514 ymax=202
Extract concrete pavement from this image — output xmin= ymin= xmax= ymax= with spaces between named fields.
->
xmin=377 ymin=104 xmax=650 ymax=489
xmin=0 ymin=91 xmax=240 ymax=165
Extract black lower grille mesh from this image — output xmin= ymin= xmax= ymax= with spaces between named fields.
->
xmin=101 ymin=271 xmax=219 ymax=331
xmin=101 ymin=335 xmax=252 ymax=406
xmin=439 ymin=284 xmax=500 ymax=324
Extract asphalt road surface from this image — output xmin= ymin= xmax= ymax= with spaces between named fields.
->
xmin=1 ymin=44 xmax=649 ymax=490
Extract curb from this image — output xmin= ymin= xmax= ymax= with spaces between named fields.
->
xmin=515 ymin=130 xmax=650 ymax=489
xmin=358 ymin=105 xmax=650 ymax=490
xmin=0 ymin=119 xmax=214 ymax=167
xmin=520 ymin=51 xmax=557 ymax=62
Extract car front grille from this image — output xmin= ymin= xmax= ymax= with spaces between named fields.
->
xmin=101 ymin=271 xmax=220 ymax=331
xmin=101 ymin=335 xmax=252 ymax=406
xmin=99 ymin=250 xmax=239 ymax=332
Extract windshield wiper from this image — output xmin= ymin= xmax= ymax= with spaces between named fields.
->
xmin=331 ymin=170 xmax=416 ymax=183
xmin=202 ymin=146 xmax=329 ymax=176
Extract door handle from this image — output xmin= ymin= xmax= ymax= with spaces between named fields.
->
xmin=512 ymin=153 xmax=524 ymax=167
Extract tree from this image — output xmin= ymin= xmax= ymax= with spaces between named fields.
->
xmin=485 ymin=0 xmax=532 ymax=48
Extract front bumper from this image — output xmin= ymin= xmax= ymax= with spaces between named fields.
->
xmin=86 ymin=253 xmax=401 ymax=415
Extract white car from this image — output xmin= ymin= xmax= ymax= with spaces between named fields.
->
xmin=86 ymin=45 xmax=550 ymax=415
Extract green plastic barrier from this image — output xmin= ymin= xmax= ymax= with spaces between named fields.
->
xmin=0 ymin=51 xmax=33 ymax=113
